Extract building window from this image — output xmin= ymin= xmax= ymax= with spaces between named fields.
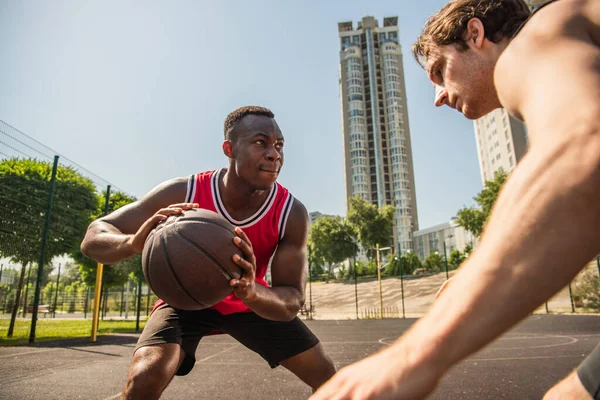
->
xmin=509 ymin=156 xmax=514 ymax=167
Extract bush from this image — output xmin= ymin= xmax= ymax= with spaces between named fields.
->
xmin=574 ymin=268 xmax=600 ymax=310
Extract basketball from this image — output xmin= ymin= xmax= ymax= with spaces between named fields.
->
xmin=142 ymin=208 xmax=244 ymax=310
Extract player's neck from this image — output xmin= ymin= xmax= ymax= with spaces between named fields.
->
xmin=219 ymin=168 xmax=270 ymax=213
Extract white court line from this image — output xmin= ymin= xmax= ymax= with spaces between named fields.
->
xmin=100 ymin=393 xmax=121 ymax=400
xmin=378 ymin=334 xmax=579 ymax=349
xmin=0 ymin=348 xmax=58 ymax=358
xmin=196 ymin=344 xmax=240 ymax=364
xmin=469 ymin=354 xmax=585 ymax=362
xmin=100 ymin=345 xmax=240 ymax=400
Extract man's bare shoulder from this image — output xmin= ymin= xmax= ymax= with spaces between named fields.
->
xmin=494 ymin=0 xmax=599 ymax=121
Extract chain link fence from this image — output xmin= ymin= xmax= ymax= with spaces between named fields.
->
xmin=301 ymin=257 xmax=600 ymax=320
xmin=0 ymin=120 xmax=155 ymax=342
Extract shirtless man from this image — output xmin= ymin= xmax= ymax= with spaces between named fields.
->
xmin=311 ymin=0 xmax=600 ymax=398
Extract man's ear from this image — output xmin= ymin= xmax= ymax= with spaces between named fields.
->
xmin=222 ymin=140 xmax=234 ymax=159
xmin=464 ymin=18 xmax=486 ymax=49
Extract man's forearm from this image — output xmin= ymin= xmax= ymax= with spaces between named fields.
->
xmin=81 ymin=221 xmax=138 ymax=264
xmin=394 ymin=142 xmax=600 ymax=373
xmin=243 ymin=285 xmax=303 ymax=321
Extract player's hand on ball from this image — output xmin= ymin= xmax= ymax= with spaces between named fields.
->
xmin=231 ymin=227 xmax=257 ymax=302
xmin=129 ymin=203 xmax=199 ymax=253
xmin=310 ymin=345 xmax=441 ymax=400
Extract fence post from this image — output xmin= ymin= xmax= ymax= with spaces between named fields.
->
xmin=91 ymin=185 xmax=111 ymax=341
xmin=136 ymin=260 xmax=143 ymax=332
xmin=400 ymin=257 xmax=406 ymax=319
xmin=354 ymin=255 xmax=358 ymax=320
xmin=22 ymin=264 xmax=33 ymax=318
xmin=29 ymin=155 xmax=59 ymax=343
xmin=84 ymin=287 xmax=90 ymax=319
xmin=568 ymin=283 xmax=575 ymax=313
xmin=52 ymin=263 xmax=61 ymax=318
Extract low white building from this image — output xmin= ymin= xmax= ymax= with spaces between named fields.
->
xmin=412 ymin=221 xmax=477 ymax=262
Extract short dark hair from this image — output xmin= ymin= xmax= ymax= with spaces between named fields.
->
xmin=412 ymin=0 xmax=530 ymax=66
xmin=223 ymin=106 xmax=275 ymax=139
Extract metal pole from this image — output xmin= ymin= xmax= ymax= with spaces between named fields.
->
xmin=125 ymin=280 xmax=130 ymax=319
xmin=136 ymin=260 xmax=143 ymax=332
xmin=376 ymin=244 xmax=383 ymax=319
xmin=101 ymin=286 xmax=107 ymax=320
xmin=91 ymin=185 xmax=111 ymax=341
xmin=84 ymin=287 xmax=90 ymax=319
xmin=568 ymin=283 xmax=575 ymax=313
xmin=443 ymin=241 xmax=449 ymax=280
xmin=353 ymin=255 xmax=358 ymax=320
xmin=22 ymin=264 xmax=33 ymax=318
xmin=308 ymin=264 xmax=313 ymax=320
xmin=307 ymin=246 xmax=313 ymax=321
xmin=52 ymin=263 xmax=61 ymax=318
xmin=29 ymin=155 xmax=59 ymax=343
xmin=91 ymin=263 xmax=103 ymax=341
xmin=145 ymin=287 xmax=151 ymax=316
xmin=8 ymin=263 xmax=27 ymax=337
xmin=400 ymin=256 xmax=405 ymax=319
xmin=120 ymin=284 xmax=125 ymax=317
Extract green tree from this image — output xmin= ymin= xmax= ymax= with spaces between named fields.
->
xmin=464 ymin=243 xmax=474 ymax=256
xmin=74 ymin=191 xmax=139 ymax=289
xmin=448 ymin=249 xmax=466 ymax=269
xmin=402 ymin=251 xmax=422 ymax=275
xmin=423 ymin=252 xmax=444 ymax=272
xmin=456 ymin=169 xmax=509 ymax=237
xmin=387 ymin=251 xmax=422 ymax=276
xmin=308 ymin=216 xmax=358 ymax=282
xmin=347 ymin=196 xmax=395 ymax=259
xmin=0 ymin=158 xmax=97 ymax=336
xmin=573 ymin=268 xmax=600 ymax=310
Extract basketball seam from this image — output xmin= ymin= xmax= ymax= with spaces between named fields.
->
xmin=160 ymin=230 xmax=205 ymax=306
xmin=176 ymin=229 xmax=237 ymax=281
xmin=177 ymin=217 xmax=237 ymax=234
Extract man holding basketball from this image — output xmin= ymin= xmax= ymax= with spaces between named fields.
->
xmin=312 ymin=0 xmax=600 ymax=399
xmin=81 ymin=106 xmax=335 ymax=399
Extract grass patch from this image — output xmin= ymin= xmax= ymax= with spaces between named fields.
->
xmin=0 ymin=318 xmax=147 ymax=346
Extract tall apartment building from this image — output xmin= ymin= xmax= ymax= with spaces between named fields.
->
xmin=338 ymin=16 xmax=419 ymax=253
xmin=474 ymin=108 xmax=528 ymax=183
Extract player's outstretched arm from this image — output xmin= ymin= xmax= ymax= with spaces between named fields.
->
xmin=311 ymin=2 xmax=600 ymax=399
xmin=81 ymin=177 xmax=192 ymax=264
xmin=414 ymin=0 xmax=600 ymax=373
xmin=232 ymin=199 xmax=308 ymax=322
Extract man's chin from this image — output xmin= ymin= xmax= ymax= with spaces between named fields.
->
xmin=461 ymin=106 xmax=485 ymax=120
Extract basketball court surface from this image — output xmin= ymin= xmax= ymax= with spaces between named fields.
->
xmin=1 ymin=314 xmax=599 ymax=399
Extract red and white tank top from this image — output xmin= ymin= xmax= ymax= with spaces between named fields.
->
xmin=153 ymin=169 xmax=294 ymax=315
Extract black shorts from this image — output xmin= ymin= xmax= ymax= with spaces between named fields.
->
xmin=578 ymin=342 xmax=600 ymax=399
xmin=135 ymin=303 xmax=320 ymax=376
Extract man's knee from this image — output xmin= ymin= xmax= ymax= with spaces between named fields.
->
xmin=122 ymin=344 xmax=183 ymax=400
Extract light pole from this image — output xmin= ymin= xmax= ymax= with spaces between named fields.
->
xmin=375 ymin=244 xmax=392 ymax=319
xmin=399 ymin=252 xmax=408 ymax=319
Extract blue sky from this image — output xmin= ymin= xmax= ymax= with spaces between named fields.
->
xmin=0 ymin=0 xmax=482 ymax=229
